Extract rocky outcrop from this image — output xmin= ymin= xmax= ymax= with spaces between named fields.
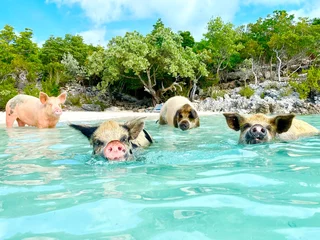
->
xmin=62 ymin=81 xmax=320 ymax=114
xmin=81 ymin=104 xmax=102 ymax=111
xmin=62 ymin=83 xmax=111 ymax=111
xmin=194 ymin=81 xmax=320 ymax=114
xmin=62 ymin=83 xmax=152 ymax=112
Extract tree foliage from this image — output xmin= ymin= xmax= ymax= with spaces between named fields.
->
xmin=88 ymin=19 xmax=208 ymax=104
xmin=203 ymin=17 xmax=244 ymax=82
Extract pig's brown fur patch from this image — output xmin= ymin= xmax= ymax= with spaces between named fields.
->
xmin=173 ymin=104 xmax=200 ymax=128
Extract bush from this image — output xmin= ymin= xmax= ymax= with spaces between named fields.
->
xmin=206 ymin=86 xmax=226 ymax=99
xmin=289 ymin=67 xmax=320 ymax=100
xmin=0 ymin=78 xmax=19 ymax=110
xmin=280 ymin=87 xmax=293 ymax=97
xmin=23 ymin=83 xmax=40 ymax=97
xmin=67 ymin=94 xmax=81 ymax=106
xmin=239 ymin=86 xmax=254 ymax=98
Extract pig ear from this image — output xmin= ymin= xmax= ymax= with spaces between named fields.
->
xmin=271 ymin=114 xmax=295 ymax=134
xmin=190 ymin=109 xmax=198 ymax=119
xmin=173 ymin=110 xmax=181 ymax=128
xmin=223 ymin=113 xmax=244 ymax=131
xmin=69 ymin=124 xmax=98 ymax=139
xmin=58 ymin=92 xmax=67 ymax=104
xmin=39 ymin=92 xmax=49 ymax=104
xmin=124 ymin=118 xmax=145 ymax=140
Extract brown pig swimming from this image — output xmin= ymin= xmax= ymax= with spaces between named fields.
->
xmin=69 ymin=118 xmax=153 ymax=161
xmin=223 ymin=113 xmax=319 ymax=144
xmin=6 ymin=92 xmax=67 ymax=128
xmin=159 ymin=96 xmax=200 ymax=131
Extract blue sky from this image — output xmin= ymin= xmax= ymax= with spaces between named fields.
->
xmin=1 ymin=0 xmax=319 ymax=46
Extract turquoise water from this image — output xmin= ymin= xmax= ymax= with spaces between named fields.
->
xmin=1 ymin=115 xmax=320 ymax=240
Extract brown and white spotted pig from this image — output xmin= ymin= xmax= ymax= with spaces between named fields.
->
xmin=69 ymin=118 xmax=153 ymax=161
xmin=6 ymin=92 xmax=67 ymax=128
xmin=159 ymin=96 xmax=200 ymax=131
xmin=223 ymin=113 xmax=319 ymax=144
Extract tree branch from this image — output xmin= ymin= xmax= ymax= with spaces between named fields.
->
xmin=137 ymin=75 xmax=147 ymax=87
xmin=120 ymin=74 xmax=140 ymax=80
xmin=161 ymin=81 xmax=184 ymax=94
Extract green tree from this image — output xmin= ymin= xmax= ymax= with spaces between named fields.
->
xmin=40 ymin=34 xmax=97 ymax=66
xmin=88 ymin=20 xmax=208 ymax=104
xmin=203 ymin=17 xmax=243 ymax=82
xmin=312 ymin=18 xmax=320 ymax=25
xmin=179 ymin=31 xmax=195 ymax=48
xmin=0 ymin=25 xmax=16 ymax=64
xmin=267 ymin=12 xmax=320 ymax=80
xmin=40 ymin=34 xmax=97 ymax=86
xmin=61 ymin=52 xmax=87 ymax=85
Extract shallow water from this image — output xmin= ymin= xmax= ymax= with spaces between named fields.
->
xmin=0 ymin=115 xmax=320 ymax=240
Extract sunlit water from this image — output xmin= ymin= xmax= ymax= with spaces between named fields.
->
xmin=1 ymin=115 xmax=320 ymax=240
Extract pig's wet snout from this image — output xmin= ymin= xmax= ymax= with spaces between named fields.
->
xmin=179 ymin=121 xmax=190 ymax=131
xmin=249 ymin=124 xmax=267 ymax=139
xmin=104 ymin=140 xmax=126 ymax=161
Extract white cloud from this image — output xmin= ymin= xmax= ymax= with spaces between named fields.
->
xmin=243 ymin=0 xmax=303 ymax=5
xmin=288 ymin=1 xmax=320 ymax=20
xmin=77 ymin=28 xmax=107 ymax=46
xmin=47 ymin=0 xmax=240 ymax=41
xmin=47 ymin=0 xmax=320 ymax=42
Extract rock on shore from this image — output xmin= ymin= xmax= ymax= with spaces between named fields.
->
xmin=194 ymin=81 xmax=320 ymax=114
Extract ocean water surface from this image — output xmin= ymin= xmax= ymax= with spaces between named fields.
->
xmin=0 ymin=114 xmax=320 ymax=240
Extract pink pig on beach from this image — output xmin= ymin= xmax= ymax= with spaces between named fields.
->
xmin=5 ymin=92 xmax=67 ymax=128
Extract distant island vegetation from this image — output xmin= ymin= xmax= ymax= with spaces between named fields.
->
xmin=0 ymin=10 xmax=319 ymax=110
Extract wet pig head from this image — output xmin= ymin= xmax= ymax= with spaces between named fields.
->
xmin=70 ymin=118 xmax=149 ymax=161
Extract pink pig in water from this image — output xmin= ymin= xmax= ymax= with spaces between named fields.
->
xmin=5 ymin=92 xmax=67 ymax=128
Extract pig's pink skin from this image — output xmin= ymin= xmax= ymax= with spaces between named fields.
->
xmin=5 ymin=92 xmax=67 ymax=128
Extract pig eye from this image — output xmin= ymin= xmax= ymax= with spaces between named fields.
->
xmin=120 ymin=135 xmax=128 ymax=143
xmin=179 ymin=114 xmax=183 ymax=118
xmin=93 ymin=139 xmax=104 ymax=147
xmin=189 ymin=113 xmax=194 ymax=119
xmin=242 ymin=123 xmax=251 ymax=130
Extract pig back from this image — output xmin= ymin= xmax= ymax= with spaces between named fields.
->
xmin=7 ymin=94 xmax=41 ymax=115
xmin=278 ymin=118 xmax=319 ymax=141
xmin=131 ymin=129 xmax=153 ymax=148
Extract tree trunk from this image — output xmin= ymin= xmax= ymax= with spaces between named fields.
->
xmin=251 ymin=59 xmax=258 ymax=85
xmin=148 ymin=88 xmax=161 ymax=105
xmin=190 ymin=81 xmax=197 ymax=101
xmin=274 ymin=50 xmax=282 ymax=82
xmin=138 ymin=71 xmax=161 ymax=105
xmin=269 ymin=56 xmax=273 ymax=80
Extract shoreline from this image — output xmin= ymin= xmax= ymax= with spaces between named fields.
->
xmin=0 ymin=110 xmax=218 ymax=127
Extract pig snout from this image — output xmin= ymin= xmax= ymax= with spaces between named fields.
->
xmin=179 ymin=121 xmax=190 ymax=131
xmin=104 ymin=140 xmax=127 ymax=161
xmin=53 ymin=107 xmax=62 ymax=116
xmin=249 ymin=124 xmax=267 ymax=140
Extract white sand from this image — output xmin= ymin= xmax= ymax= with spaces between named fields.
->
xmin=0 ymin=110 xmax=217 ymax=127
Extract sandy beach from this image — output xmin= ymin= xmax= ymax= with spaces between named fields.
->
xmin=0 ymin=110 xmax=217 ymax=127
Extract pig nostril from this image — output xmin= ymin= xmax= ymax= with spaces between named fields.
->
xmin=261 ymin=128 xmax=265 ymax=133
xmin=252 ymin=128 xmax=257 ymax=132
xmin=108 ymin=147 xmax=112 ymax=152
xmin=118 ymin=146 xmax=122 ymax=151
